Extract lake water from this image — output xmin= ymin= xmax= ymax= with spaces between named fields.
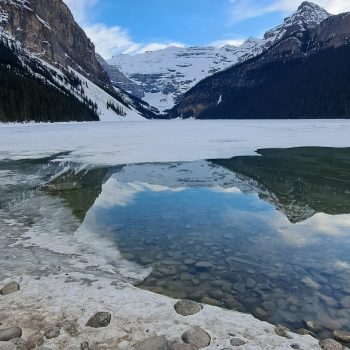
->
xmin=1 ymin=147 xmax=350 ymax=340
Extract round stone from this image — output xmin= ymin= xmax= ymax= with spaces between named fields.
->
xmin=174 ymin=299 xmax=202 ymax=316
xmin=182 ymin=327 xmax=211 ymax=349
xmin=230 ymin=338 xmax=246 ymax=346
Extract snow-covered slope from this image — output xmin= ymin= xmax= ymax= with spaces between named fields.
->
xmin=0 ymin=0 xmax=148 ymax=122
xmin=108 ymin=1 xmax=330 ymax=113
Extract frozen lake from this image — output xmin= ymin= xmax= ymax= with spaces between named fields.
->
xmin=0 ymin=120 xmax=350 ymax=348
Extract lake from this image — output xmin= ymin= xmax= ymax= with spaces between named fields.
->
xmin=1 ymin=146 xmax=350 ymax=341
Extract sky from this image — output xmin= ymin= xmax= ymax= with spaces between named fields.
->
xmin=63 ymin=0 xmax=350 ymax=59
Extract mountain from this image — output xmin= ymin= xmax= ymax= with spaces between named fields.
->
xmin=168 ymin=3 xmax=350 ymax=120
xmin=212 ymin=147 xmax=350 ymax=223
xmin=108 ymin=1 xmax=330 ymax=114
xmin=0 ymin=0 xmax=149 ymax=122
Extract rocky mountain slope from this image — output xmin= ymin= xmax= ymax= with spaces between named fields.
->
xmin=0 ymin=0 xmax=150 ymax=122
xmin=108 ymin=1 xmax=330 ymax=114
xmin=168 ymin=4 xmax=350 ymax=119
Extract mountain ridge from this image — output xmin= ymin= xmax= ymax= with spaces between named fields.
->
xmin=108 ymin=1 xmax=331 ymax=114
xmin=167 ymin=5 xmax=350 ymax=119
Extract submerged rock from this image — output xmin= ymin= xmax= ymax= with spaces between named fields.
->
xmin=333 ymin=330 xmax=350 ymax=343
xmin=0 ymin=328 xmax=22 ymax=342
xmin=319 ymin=339 xmax=343 ymax=350
xmin=174 ymin=299 xmax=202 ymax=316
xmin=253 ymin=307 xmax=268 ymax=319
xmin=0 ymin=282 xmax=20 ymax=296
xmin=182 ymin=327 xmax=211 ymax=349
xmin=134 ymin=336 xmax=168 ymax=350
xmin=86 ymin=312 xmax=111 ymax=328
xmin=43 ymin=326 xmax=60 ymax=339
xmin=303 ymin=320 xmax=321 ymax=333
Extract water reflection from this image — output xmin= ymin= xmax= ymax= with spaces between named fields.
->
xmin=73 ymin=148 xmax=350 ymax=339
xmin=2 ymin=147 xmax=350 ymax=340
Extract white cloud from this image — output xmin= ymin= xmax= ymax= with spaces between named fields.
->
xmin=229 ymin=0 xmax=350 ymax=23
xmin=63 ymin=0 xmax=97 ymax=23
xmin=84 ymin=24 xmax=185 ymax=58
xmin=63 ymin=0 xmax=185 ymax=59
xmin=210 ymin=38 xmax=246 ymax=47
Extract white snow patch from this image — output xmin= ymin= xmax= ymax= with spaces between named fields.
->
xmin=0 ymin=120 xmax=349 ymax=166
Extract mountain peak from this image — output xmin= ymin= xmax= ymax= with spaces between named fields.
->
xmin=264 ymin=1 xmax=330 ymax=42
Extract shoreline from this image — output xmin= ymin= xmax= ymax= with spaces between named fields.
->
xmin=0 ymin=273 xmax=325 ymax=350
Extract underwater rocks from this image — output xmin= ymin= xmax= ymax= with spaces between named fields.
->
xmin=43 ymin=326 xmax=60 ymax=339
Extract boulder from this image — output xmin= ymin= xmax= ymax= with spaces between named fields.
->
xmin=182 ymin=327 xmax=211 ymax=349
xmin=0 ymin=282 xmax=20 ymax=296
xmin=174 ymin=300 xmax=202 ymax=316
xmin=86 ymin=312 xmax=111 ymax=328
xmin=0 ymin=328 xmax=22 ymax=342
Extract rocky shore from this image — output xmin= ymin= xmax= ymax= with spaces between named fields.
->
xmin=0 ymin=277 xmax=344 ymax=350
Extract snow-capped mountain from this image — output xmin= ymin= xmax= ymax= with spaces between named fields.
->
xmin=0 ymin=0 xmax=150 ymax=122
xmin=168 ymin=8 xmax=350 ymax=120
xmin=108 ymin=1 xmax=330 ymax=113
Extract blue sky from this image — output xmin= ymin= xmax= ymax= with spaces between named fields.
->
xmin=63 ymin=0 xmax=349 ymax=58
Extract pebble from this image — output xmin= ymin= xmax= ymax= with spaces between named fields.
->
xmin=195 ymin=262 xmax=213 ymax=271
xmin=274 ymin=325 xmax=292 ymax=339
xmin=174 ymin=299 xmax=202 ymax=316
xmin=340 ymin=295 xmax=350 ymax=309
xmin=0 ymin=328 xmax=22 ymax=342
xmin=253 ymin=307 xmax=268 ymax=319
xmin=319 ymin=339 xmax=344 ymax=350
xmin=43 ymin=326 xmax=60 ymax=339
xmin=86 ymin=312 xmax=111 ymax=328
xmin=0 ymin=282 xmax=20 ymax=296
xmin=230 ymin=338 xmax=246 ymax=346
xmin=303 ymin=320 xmax=321 ymax=332
xmin=182 ymin=327 xmax=211 ymax=349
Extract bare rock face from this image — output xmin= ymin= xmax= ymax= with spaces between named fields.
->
xmin=0 ymin=0 xmax=110 ymax=86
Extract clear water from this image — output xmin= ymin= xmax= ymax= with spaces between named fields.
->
xmin=2 ymin=147 xmax=350 ymax=340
